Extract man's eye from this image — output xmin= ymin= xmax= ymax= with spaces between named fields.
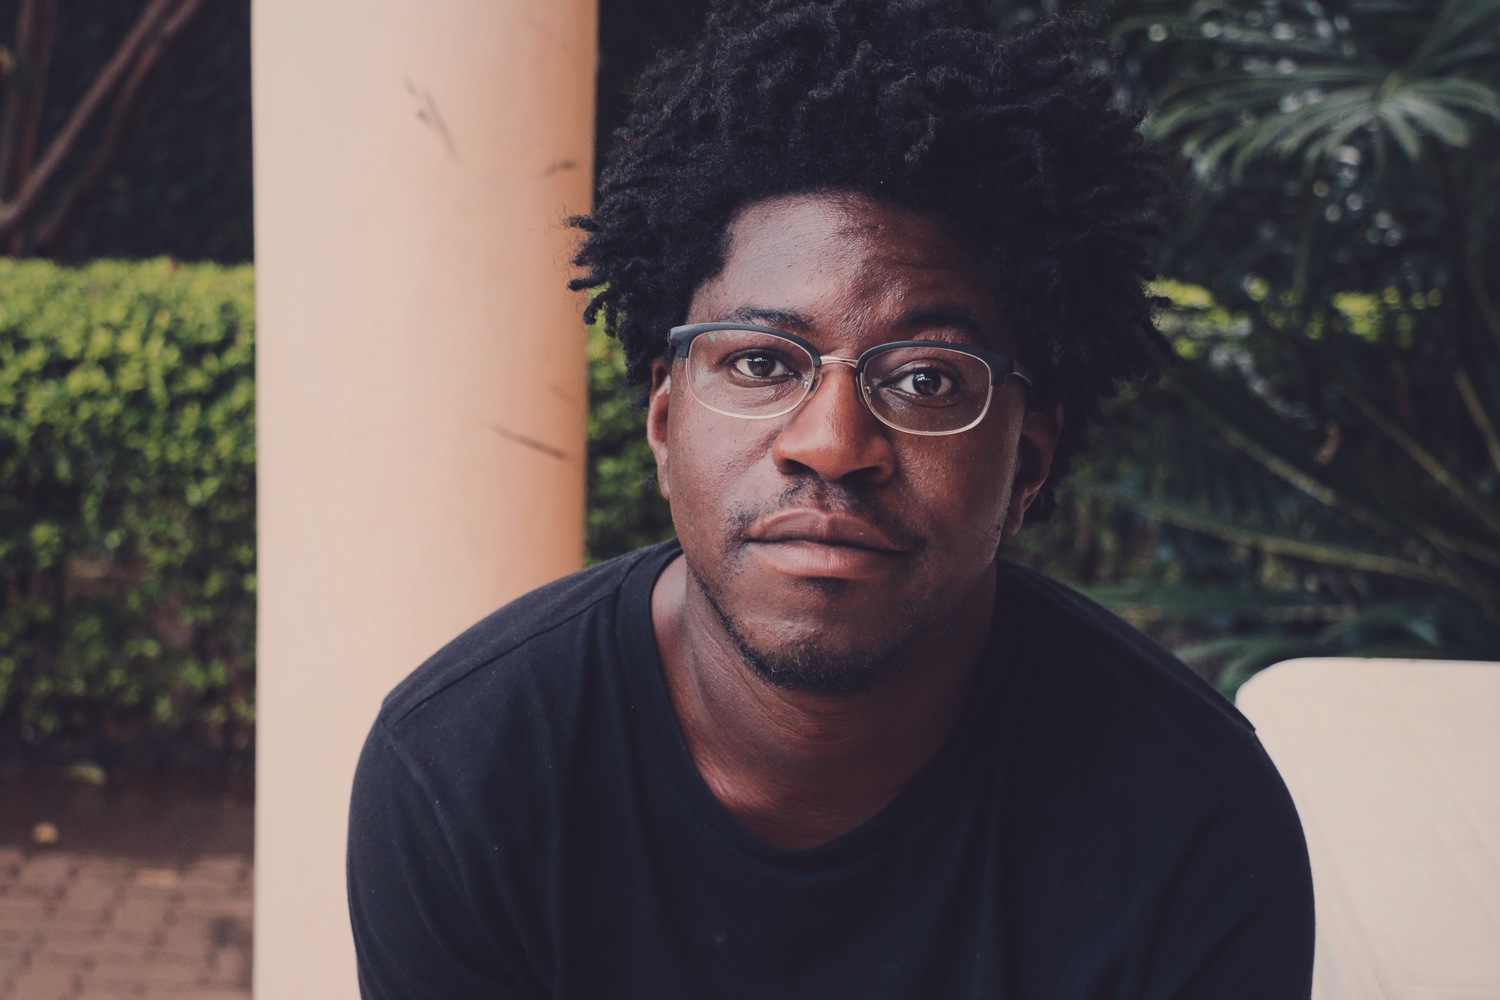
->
xmin=891 ymin=368 xmax=955 ymax=397
xmin=729 ymin=353 xmax=792 ymax=379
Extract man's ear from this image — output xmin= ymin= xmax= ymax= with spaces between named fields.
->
xmin=646 ymin=358 xmax=673 ymax=501
xmin=1002 ymin=404 xmax=1063 ymax=541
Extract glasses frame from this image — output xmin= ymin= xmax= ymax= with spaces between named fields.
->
xmin=667 ymin=322 xmax=1034 ymax=436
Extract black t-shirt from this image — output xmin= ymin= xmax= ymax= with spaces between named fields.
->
xmin=348 ymin=541 xmax=1314 ymax=999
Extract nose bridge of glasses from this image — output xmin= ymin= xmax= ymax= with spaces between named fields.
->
xmin=784 ymin=353 xmax=892 ymax=453
xmin=808 ymin=354 xmax=873 ymax=404
xmin=796 ymin=355 xmax=892 ymax=441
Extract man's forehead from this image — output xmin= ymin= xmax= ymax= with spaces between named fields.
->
xmin=689 ymin=191 xmax=1009 ymax=349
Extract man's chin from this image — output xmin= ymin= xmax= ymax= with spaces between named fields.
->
xmin=746 ymin=646 xmax=891 ymax=696
xmin=701 ymin=584 xmax=897 ymax=697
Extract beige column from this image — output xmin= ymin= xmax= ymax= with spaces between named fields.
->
xmin=252 ymin=1 xmax=596 ymax=995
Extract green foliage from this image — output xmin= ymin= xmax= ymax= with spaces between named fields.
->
xmin=1060 ymin=0 xmax=1500 ymax=690
xmin=1045 ymin=276 xmax=1500 ymax=691
xmin=1133 ymin=0 xmax=1500 ymax=179
xmin=586 ymin=321 xmax=673 ymax=563
xmin=0 ymin=259 xmax=254 ymax=768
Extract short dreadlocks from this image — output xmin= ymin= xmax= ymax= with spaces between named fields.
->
xmin=570 ymin=0 xmax=1170 ymax=519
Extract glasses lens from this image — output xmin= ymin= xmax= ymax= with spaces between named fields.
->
xmin=686 ymin=328 xmax=815 ymax=417
xmin=862 ymin=346 xmax=993 ymax=434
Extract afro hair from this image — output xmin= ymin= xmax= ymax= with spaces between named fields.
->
xmin=570 ymin=0 xmax=1172 ymax=519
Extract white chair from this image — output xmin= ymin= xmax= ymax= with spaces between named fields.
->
xmin=1237 ymin=658 xmax=1500 ymax=1000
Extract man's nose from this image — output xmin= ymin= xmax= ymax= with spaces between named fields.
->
xmin=770 ymin=360 xmax=896 ymax=483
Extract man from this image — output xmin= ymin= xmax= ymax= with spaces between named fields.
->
xmin=348 ymin=1 xmax=1315 ymax=997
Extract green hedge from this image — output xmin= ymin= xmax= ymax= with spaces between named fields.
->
xmin=0 ymin=260 xmax=666 ymax=770
xmin=0 ymin=259 xmax=255 ymax=769
xmin=586 ymin=325 xmax=674 ymax=563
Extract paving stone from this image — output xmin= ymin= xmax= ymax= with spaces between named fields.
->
xmin=47 ymin=904 xmax=112 ymax=928
xmin=12 ymin=854 xmax=76 ymax=892
xmin=133 ymin=868 xmax=184 ymax=892
xmin=141 ymin=944 xmax=204 ymax=967
xmin=0 ymin=849 xmax=23 ymax=885
xmin=5 ymin=962 xmax=79 ymax=1000
xmin=97 ymin=927 xmax=156 ymax=948
xmin=35 ymin=947 xmax=97 ymax=972
xmin=0 ymin=776 xmax=252 ymax=1000
xmin=58 ymin=877 xmax=123 ymax=913
xmin=153 ymin=926 xmax=210 ymax=958
xmin=179 ymin=882 xmax=251 ymax=905
xmin=0 ymin=894 xmax=55 ymax=925
xmin=64 ymin=859 xmax=131 ymax=884
xmin=185 ymin=856 xmax=248 ymax=881
xmin=145 ymin=982 xmax=221 ymax=996
xmin=0 ymin=946 xmax=31 ymax=979
xmin=105 ymin=896 xmax=174 ymax=936
xmin=171 ymin=903 xmax=253 ymax=932
xmin=35 ymin=926 xmax=107 ymax=948
xmin=0 ymin=924 xmax=33 ymax=948
xmin=74 ymin=978 xmax=147 ymax=998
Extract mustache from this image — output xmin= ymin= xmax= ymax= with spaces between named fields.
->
xmin=726 ymin=481 xmax=927 ymax=553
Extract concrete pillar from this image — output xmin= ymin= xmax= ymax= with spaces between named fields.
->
xmin=252 ymin=1 xmax=596 ymax=995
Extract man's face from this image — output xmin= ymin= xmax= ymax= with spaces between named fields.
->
xmin=647 ymin=191 xmax=1057 ymax=693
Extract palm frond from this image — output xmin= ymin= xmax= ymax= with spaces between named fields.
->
xmin=1071 ymin=481 xmax=1465 ymax=591
xmin=1081 ymin=583 xmax=1352 ymax=622
xmin=1382 ymin=89 xmax=1475 ymax=148
xmin=1144 ymin=2 xmax=1500 ymax=176
xmin=1165 ymin=356 xmax=1500 ymax=576
xmin=1409 ymin=0 xmax=1500 ymax=74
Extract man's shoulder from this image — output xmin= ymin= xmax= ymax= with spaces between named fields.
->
xmin=350 ymin=542 xmax=678 ymax=896
xmin=996 ymin=560 xmax=1307 ymax=890
xmin=998 ymin=559 xmax=1258 ymax=751
xmin=378 ymin=541 xmax=677 ymax=730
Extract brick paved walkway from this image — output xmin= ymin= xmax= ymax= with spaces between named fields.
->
xmin=0 ymin=774 xmax=252 ymax=1000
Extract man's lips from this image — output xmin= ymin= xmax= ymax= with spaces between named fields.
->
xmin=741 ymin=509 xmax=914 ymax=580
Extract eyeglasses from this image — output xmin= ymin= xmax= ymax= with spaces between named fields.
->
xmin=667 ymin=323 xmax=1033 ymax=436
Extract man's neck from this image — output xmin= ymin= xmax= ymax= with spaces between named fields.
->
xmin=650 ymin=554 xmax=996 ymax=850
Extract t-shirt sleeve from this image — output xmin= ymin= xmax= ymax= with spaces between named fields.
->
xmin=1139 ymin=742 xmax=1316 ymax=1000
xmin=347 ymin=718 xmax=540 ymax=1000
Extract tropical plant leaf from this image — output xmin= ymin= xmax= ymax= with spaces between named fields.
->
xmin=1162 ymin=354 xmax=1500 ymax=577
xmin=1071 ymin=480 xmax=1467 ymax=588
xmin=1095 ymin=0 xmax=1500 ymax=689
xmin=1409 ymin=0 xmax=1500 ymax=74
xmin=1144 ymin=2 xmax=1500 ymax=174
xmin=1081 ymin=583 xmax=1353 ymax=622
xmin=1386 ymin=90 xmax=1474 ymax=147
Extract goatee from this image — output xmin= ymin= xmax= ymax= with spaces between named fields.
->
xmin=699 ymin=582 xmax=895 ymax=696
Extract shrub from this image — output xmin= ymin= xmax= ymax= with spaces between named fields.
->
xmin=585 ymin=323 xmax=673 ymax=563
xmin=0 ymin=259 xmax=255 ymax=770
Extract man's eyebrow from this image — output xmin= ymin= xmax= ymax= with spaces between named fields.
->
xmin=897 ymin=306 xmax=992 ymax=342
xmin=710 ymin=304 xmax=996 ymax=342
xmin=715 ymin=305 xmax=809 ymax=331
